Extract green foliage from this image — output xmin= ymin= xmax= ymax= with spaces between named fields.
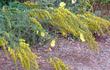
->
xmin=105 ymin=16 xmax=110 ymax=21
xmin=8 ymin=1 xmax=39 ymax=11
xmin=95 ymin=0 xmax=110 ymax=3
xmin=68 ymin=0 xmax=92 ymax=14
xmin=0 ymin=0 xmax=16 ymax=7
xmin=36 ymin=0 xmax=56 ymax=8
xmin=37 ymin=0 xmax=92 ymax=13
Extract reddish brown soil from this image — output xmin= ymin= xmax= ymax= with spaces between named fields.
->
xmin=1 ymin=35 xmax=110 ymax=70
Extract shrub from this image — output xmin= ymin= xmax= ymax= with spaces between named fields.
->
xmin=0 ymin=6 xmax=47 ymax=70
xmin=29 ymin=3 xmax=110 ymax=51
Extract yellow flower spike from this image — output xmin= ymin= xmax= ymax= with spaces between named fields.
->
xmin=20 ymin=43 xmax=26 ymax=48
xmin=8 ymin=47 xmax=16 ymax=64
xmin=17 ymin=52 xmax=24 ymax=68
xmin=0 ymin=37 xmax=7 ymax=47
xmin=23 ymin=55 xmax=30 ymax=70
xmin=30 ymin=17 xmax=38 ymax=24
xmin=80 ymin=33 xmax=85 ymax=42
xmin=20 ymin=49 xmax=26 ymax=56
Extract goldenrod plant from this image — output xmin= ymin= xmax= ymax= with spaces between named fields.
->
xmin=26 ymin=2 xmax=110 ymax=51
xmin=49 ymin=57 xmax=69 ymax=70
xmin=50 ymin=4 xmax=98 ymax=50
xmin=77 ymin=12 xmax=110 ymax=35
xmin=8 ymin=39 xmax=39 ymax=70
xmin=0 ymin=6 xmax=46 ymax=70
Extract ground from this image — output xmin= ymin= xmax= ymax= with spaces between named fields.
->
xmin=0 ymin=35 xmax=110 ymax=70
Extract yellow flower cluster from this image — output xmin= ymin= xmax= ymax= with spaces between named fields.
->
xmin=8 ymin=39 xmax=38 ymax=70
